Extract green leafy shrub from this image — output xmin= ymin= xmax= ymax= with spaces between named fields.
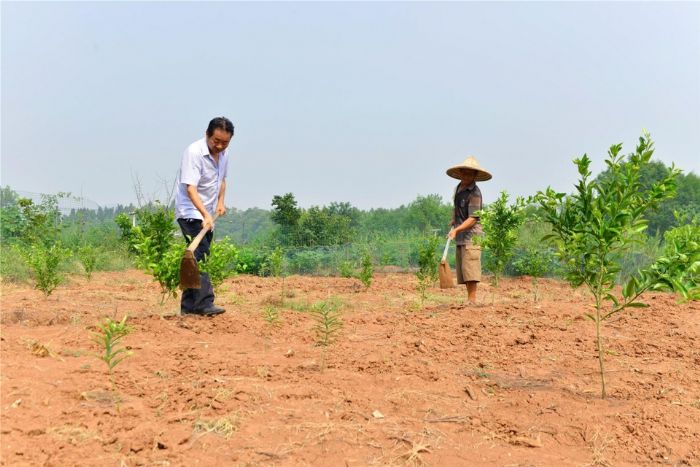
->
xmin=477 ymin=191 xmax=525 ymax=287
xmin=235 ymin=246 xmax=267 ymax=275
xmin=0 ymin=244 xmax=31 ymax=282
xmin=19 ymin=242 xmax=72 ymax=296
xmin=77 ymin=245 xmax=98 ymax=280
xmin=265 ymin=246 xmax=284 ymax=277
xmin=414 ymin=235 xmax=440 ymax=302
xmin=338 ymin=260 xmax=355 ymax=278
xmin=200 ymin=237 xmax=240 ymax=290
xmin=288 ymin=250 xmax=327 ymax=275
xmin=134 ymin=236 xmax=184 ymax=302
xmin=512 ymin=246 xmax=555 ymax=301
xmin=656 ymin=216 xmax=699 ymax=300
xmin=535 ymin=133 xmax=680 ymax=398
xmin=358 ymin=250 xmax=374 ymax=288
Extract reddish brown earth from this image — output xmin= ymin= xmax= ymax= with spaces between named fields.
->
xmin=1 ymin=270 xmax=699 ymax=466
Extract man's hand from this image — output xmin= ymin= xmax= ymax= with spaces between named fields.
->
xmin=216 ymin=204 xmax=227 ymax=217
xmin=203 ymin=213 xmax=215 ymax=231
xmin=447 ymin=228 xmax=457 ymax=240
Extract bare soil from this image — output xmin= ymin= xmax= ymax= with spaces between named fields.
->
xmin=1 ymin=270 xmax=699 ymax=466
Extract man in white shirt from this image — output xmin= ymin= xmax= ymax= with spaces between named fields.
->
xmin=175 ymin=117 xmax=233 ymax=316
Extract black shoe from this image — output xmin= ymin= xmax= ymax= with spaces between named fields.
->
xmin=181 ymin=305 xmax=225 ymax=316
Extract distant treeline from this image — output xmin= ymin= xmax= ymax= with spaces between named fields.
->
xmin=1 ymin=160 xmax=697 ymax=246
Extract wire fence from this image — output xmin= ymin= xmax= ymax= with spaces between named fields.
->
xmin=13 ymin=190 xmax=102 ymax=216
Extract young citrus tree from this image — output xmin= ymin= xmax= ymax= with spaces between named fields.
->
xmin=535 ymin=133 xmax=679 ymax=398
xmin=477 ymin=191 xmax=525 ymax=287
xmin=200 ymin=237 xmax=240 ymax=290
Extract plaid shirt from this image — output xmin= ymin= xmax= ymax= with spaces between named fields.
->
xmin=453 ymin=182 xmax=483 ymax=245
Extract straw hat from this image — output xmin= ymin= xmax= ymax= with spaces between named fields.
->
xmin=446 ymin=156 xmax=492 ymax=181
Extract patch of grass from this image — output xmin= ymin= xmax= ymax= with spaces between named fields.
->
xmin=48 ymin=424 xmax=97 ymax=445
xmin=193 ymin=413 xmax=240 ymax=438
xmin=263 ymin=305 xmax=282 ymax=326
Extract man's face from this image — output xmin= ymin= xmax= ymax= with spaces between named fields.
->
xmin=206 ymin=128 xmax=232 ymax=156
xmin=459 ymin=169 xmax=477 ymax=183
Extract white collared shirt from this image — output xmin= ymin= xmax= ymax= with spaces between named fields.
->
xmin=175 ymin=137 xmax=229 ymax=220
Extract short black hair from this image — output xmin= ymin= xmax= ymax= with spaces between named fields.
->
xmin=206 ymin=117 xmax=234 ymax=137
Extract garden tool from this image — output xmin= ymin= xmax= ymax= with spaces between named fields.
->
xmin=439 ymin=236 xmax=455 ymax=289
xmin=179 ymin=214 xmax=218 ymax=289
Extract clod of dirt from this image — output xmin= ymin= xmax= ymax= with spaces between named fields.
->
xmin=372 ymin=410 xmax=385 ymax=419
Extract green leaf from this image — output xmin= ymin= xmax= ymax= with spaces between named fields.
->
xmin=604 ymin=293 xmax=619 ymax=307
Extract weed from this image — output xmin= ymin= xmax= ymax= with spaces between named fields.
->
xmin=193 ymin=413 xmax=239 ymax=438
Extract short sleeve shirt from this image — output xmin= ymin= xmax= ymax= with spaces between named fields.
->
xmin=175 ymin=138 xmax=229 ymax=220
xmin=453 ymin=182 xmax=483 ymax=245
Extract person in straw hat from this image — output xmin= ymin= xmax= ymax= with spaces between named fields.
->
xmin=446 ymin=156 xmax=492 ymax=303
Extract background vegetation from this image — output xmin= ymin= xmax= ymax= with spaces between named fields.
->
xmin=1 ymin=158 xmax=697 ymax=296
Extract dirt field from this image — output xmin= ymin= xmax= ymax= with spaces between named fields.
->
xmin=1 ymin=270 xmax=698 ymax=466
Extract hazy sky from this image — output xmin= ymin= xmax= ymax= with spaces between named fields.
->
xmin=2 ymin=1 xmax=699 ymax=210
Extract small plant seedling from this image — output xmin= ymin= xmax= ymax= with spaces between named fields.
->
xmin=338 ymin=260 xmax=355 ymax=278
xmin=512 ymin=246 xmax=554 ymax=302
xmin=415 ymin=235 xmax=440 ymax=305
xmin=311 ymin=300 xmax=342 ymax=346
xmin=92 ymin=316 xmax=133 ymax=387
xmin=358 ymin=250 xmax=373 ymax=288
xmin=263 ymin=305 xmax=282 ymax=326
xmin=77 ymin=245 xmax=98 ymax=280
xmin=267 ymin=246 xmax=284 ymax=278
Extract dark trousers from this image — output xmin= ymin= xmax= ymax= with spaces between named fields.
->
xmin=177 ymin=218 xmax=215 ymax=311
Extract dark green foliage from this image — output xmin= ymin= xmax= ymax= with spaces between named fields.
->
xmin=271 ymin=193 xmax=302 ymax=245
xmin=235 ymin=246 xmax=268 ymax=275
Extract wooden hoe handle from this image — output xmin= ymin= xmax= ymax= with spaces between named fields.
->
xmin=186 ymin=214 xmax=219 ymax=252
